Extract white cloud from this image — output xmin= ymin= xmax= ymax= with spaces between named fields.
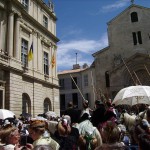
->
xmin=102 ymin=0 xmax=130 ymax=12
xmin=57 ymin=33 xmax=108 ymax=71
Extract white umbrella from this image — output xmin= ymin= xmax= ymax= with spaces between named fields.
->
xmin=112 ymin=85 xmax=150 ymax=106
xmin=0 ymin=109 xmax=15 ymax=120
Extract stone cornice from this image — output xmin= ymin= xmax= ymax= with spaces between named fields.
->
xmin=22 ymin=12 xmax=59 ymax=43
xmin=15 ymin=66 xmax=59 ymax=89
xmin=36 ymin=0 xmax=57 ymax=20
xmin=4 ymin=0 xmax=59 ymax=43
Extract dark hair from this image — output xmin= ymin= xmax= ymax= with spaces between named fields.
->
xmin=147 ymin=108 xmax=150 ymax=117
xmin=95 ymin=100 xmax=103 ymax=105
xmin=68 ymin=101 xmax=73 ymax=107
xmin=138 ymin=133 xmax=150 ymax=150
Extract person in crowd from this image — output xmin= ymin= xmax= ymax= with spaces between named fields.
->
xmin=133 ymin=118 xmax=150 ymax=145
xmin=138 ymin=133 xmax=150 ymax=150
xmin=64 ymin=101 xmax=80 ymax=125
xmin=28 ymin=119 xmax=59 ymax=150
xmin=95 ymin=121 xmax=126 ymax=150
xmin=146 ymin=107 xmax=150 ymax=123
xmin=91 ymin=100 xmax=106 ymax=127
xmin=104 ymin=101 xmax=117 ymax=123
xmin=74 ymin=113 xmax=102 ymax=150
xmin=0 ymin=123 xmax=33 ymax=150
xmin=80 ymin=100 xmax=93 ymax=118
xmin=53 ymin=115 xmax=80 ymax=150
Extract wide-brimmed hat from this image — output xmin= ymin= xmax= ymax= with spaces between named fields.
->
xmin=29 ymin=119 xmax=46 ymax=129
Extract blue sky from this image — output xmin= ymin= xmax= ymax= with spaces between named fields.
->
xmin=45 ymin=0 xmax=150 ymax=72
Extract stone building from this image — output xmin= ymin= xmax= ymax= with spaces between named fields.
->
xmin=58 ymin=64 xmax=96 ymax=115
xmin=93 ymin=4 xmax=150 ymax=99
xmin=0 ymin=0 xmax=60 ymax=117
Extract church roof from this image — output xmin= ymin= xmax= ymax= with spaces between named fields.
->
xmin=107 ymin=4 xmax=150 ymax=25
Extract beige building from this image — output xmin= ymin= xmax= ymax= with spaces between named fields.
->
xmin=0 ymin=0 xmax=60 ymax=117
xmin=93 ymin=4 xmax=150 ymax=99
xmin=58 ymin=64 xmax=96 ymax=114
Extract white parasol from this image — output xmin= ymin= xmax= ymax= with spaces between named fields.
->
xmin=112 ymin=85 xmax=150 ymax=106
xmin=0 ymin=109 xmax=15 ymax=120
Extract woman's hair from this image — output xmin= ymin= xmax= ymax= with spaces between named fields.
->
xmin=102 ymin=121 xmax=121 ymax=143
xmin=57 ymin=119 xmax=71 ymax=135
xmin=29 ymin=120 xmax=46 ymax=134
xmin=0 ymin=124 xmax=18 ymax=143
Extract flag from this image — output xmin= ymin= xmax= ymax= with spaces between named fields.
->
xmin=28 ymin=42 xmax=33 ymax=61
xmin=51 ymin=52 xmax=55 ymax=68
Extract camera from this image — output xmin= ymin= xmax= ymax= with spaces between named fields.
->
xmin=20 ymin=133 xmax=27 ymax=146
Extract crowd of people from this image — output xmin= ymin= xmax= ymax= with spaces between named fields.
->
xmin=0 ymin=99 xmax=150 ymax=150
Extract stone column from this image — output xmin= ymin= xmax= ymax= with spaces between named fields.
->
xmin=7 ymin=12 xmax=14 ymax=57
xmin=14 ymin=15 xmax=21 ymax=60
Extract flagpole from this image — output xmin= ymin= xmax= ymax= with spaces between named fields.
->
xmin=121 ymin=57 xmax=136 ymax=85
xmin=144 ymin=64 xmax=150 ymax=78
xmin=90 ymin=70 xmax=96 ymax=103
xmin=32 ymin=41 xmax=35 ymax=117
xmin=52 ymin=46 xmax=55 ymax=112
xmin=28 ymin=41 xmax=34 ymax=117
xmin=133 ymin=71 xmax=142 ymax=85
xmin=70 ymin=74 xmax=86 ymax=102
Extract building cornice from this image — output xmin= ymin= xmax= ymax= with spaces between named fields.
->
xmin=36 ymin=0 xmax=57 ymax=20
xmin=4 ymin=0 xmax=59 ymax=43
xmin=0 ymin=60 xmax=59 ymax=89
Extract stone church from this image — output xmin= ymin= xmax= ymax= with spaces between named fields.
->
xmin=0 ymin=0 xmax=60 ymax=117
xmin=93 ymin=4 xmax=150 ymax=99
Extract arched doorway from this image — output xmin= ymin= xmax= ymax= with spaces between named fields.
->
xmin=43 ymin=98 xmax=51 ymax=113
xmin=22 ymin=93 xmax=31 ymax=114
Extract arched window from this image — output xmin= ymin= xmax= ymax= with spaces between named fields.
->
xmin=105 ymin=71 xmax=110 ymax=87
xmin=44 ymin=98 xmax=51 ymax=113
xmin=131 ymin=12 xmax=138 ymax=22
xmin=22 ymin=93 xmax=31 ymax=114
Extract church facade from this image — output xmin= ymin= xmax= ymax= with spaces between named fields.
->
xmin=93 ymin=4 xmax=150 ymax=99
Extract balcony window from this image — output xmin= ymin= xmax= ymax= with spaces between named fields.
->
xmin=44 ymin=52 xmax=49 ymax=75
xmin=43 ymin=15 xmax=48 ymax=29
xmin=21 ymin=39 xmax=28 ymax=67
xmin=84 ymin=74 xmax=88 ymax=87
xmin=59 ymin=79 xmax=65 ymax=89
xmin=60 ymin=94 xmax=65 ymax=110
xmin=22 ymin=0 xmax=29 ymax=11
xmin=72 ymin=93 xmax=78 ymax=108
xmin=72 ymin=77 xmax=77 ymax=89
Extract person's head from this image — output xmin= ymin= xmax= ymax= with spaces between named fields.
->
xmin=83 ymin=100 xmax=89 ymax=108
xmin=29 ymin=120 xmax=46 ymax=141
xmin=141 ymin=119 xmax=150 ymax=133
xmin=67 ymin=101 xmax=73 ymax=108
xmin=106 ymin=100 xmax=112 ymax=107
xmin=57 ymin=118 xmax=71 ymax=136
xmin=0 ymin=124 xmax=20 ymax=145
xmin=95 ymin=100 xmax=104 ymax=108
